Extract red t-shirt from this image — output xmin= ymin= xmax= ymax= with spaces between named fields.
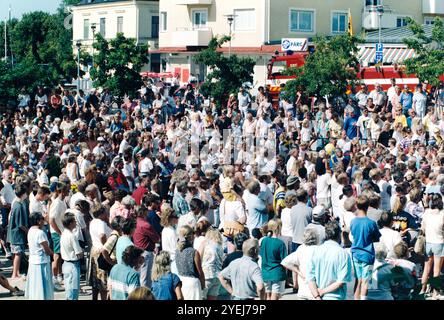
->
xmin=133 ymin=217 xmax=160 ymax=252
xmin=132 ymin=186 xmax=148 ymax=205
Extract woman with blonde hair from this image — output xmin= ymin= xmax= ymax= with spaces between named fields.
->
xmin=175 ymin=225 xmax=205 ymax=300
xmin=160 ymin=203 xmax=179 ymax=274
xmin=391 ymin=195 xmax=419 ymax=247
xmin=151 ymin=251 xmax=183 ymax=300
xmin=128 ymin=286 xmax=155 ymax=300
xmin=197 ymin=228 xmax=224 ymax=300
xmin=259 ymin=219 xmax=287 ymax=300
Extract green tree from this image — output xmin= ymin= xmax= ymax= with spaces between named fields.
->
xmin=403 ymin=17 xmax=444 ymax=86
xmin=11 ymin=11 xmax=78 ymax=84
xmin=89 ymin=33 xmax=148 ymax=99
xmin=194 ymin=36 xmax=255 ymax=105
xmin=281 ymin=35 xmax=360 ymax=102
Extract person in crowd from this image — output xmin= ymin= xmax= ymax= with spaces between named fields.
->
xmin=133 ymin=205 xmax=161 ymax=288
xmin=219 ymin=239 xmax=265 ymax=300
xmin=115 ymin=218 xmax=136 ymax=265
xmin=281 ymin=229 xmax=319 ymax=300
xmin=89 ymin=204 xmax=112 ymax=300
xmin=367 ymin=243 xmax=394 ymax=300
xmin=25 ymin=212 xmax=53 ymax=300
xmin=175 ymin=225 xmax=205 ymax=300
xmin=151 ymin=251 xmax=183 ymax=300
xmin=420 ymin=194 xmax=444 ymax=299
xmin=350 ymin=195 xmax=381 ymax=300
xmin=308 ymin=221 xmax=352 ymax=300
xmin=7 ymin=182 xmax=30 ymax=280
xmin=259 ymin=219 xmax=287 ymax=300
xmin=60 ymin=212 xmax=84 ymax=300
xmin=108 ymin=245 xmax=144 ymax=300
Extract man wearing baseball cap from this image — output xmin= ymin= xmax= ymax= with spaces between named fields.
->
xmin=305 ymin=205 xmax=327 ymax=245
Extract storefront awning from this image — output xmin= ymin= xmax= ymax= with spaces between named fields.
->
xmin=358 ymin=46 xmax=416 ymax=66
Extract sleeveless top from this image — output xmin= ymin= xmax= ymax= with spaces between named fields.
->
xmin=175 ymin=246 xmax=199 ymax=278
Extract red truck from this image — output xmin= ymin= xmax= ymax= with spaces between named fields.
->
xmin=266 ymin=50 xmax=443 ymax=106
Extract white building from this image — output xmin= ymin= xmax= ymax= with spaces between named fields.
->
xmin=70 ymin=0 xmax=160 ymax=87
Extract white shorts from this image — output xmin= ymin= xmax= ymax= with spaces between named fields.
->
xmin=264 ymin=280 xmax=285 ymax=294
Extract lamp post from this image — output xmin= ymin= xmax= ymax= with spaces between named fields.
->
xmin=76 ymin=41 xmax=81 ymax=91
xmin=91 ymin=23 xmax=96 ymax=71
xmin=376 ymin=5 xmax=384 ymax=49
xmin=224 ymin=14 xmax=236 ymax=57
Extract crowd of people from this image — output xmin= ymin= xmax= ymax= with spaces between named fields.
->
xmin=0 ymin=77 xmax=443 ymax=300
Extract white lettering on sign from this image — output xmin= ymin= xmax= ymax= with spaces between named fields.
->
xmin=281 ymin=38 xmax=308 ymax=52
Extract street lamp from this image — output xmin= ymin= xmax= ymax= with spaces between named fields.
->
xmin=76 ymin=41 xmax=82 ymax=91
xmin=224 ymin=14 xmax=237 ymax=57
xmin=91 ymin=23 xmax=96 ymax=70
xmin=376 ymin=5 xmax=384 ymax=49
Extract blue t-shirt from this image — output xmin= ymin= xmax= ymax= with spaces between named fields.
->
xmin=116 ymin=236 xmax=134 ymax=265
xmin=343 ymin=116 xmax=357 ymax=139
xmin=151 ymin=272 xmax=181 ymax=300
xmin=350 ymin=216 xmax=381 ymax=264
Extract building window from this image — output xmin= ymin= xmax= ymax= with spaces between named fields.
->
xmin=100 ymin=18 xmax=106 ymax=37
xmin=117 ymin=16 xmax=123 ymax=33
xmin=396 ymin=17 xmax=409 ymax=27
xmin=365 ymin=0 xmax=381 ymax=6
xmin=332 ymin=11 xmax=347 ymax=34
xmin=425 ymin=17 xmax=436 ymax=25
xmin=233 ymin=9 xmax=255 ymax=32
xmin=83 ymin=19 xmax=90 ymax=40
xmin=160 ymin=11 xmax=167 ymax=32
xmin=151 ymin=16 xmax=159 ymax=38
xmin=192 ymin=9 xmax=208 ymax=29
xmin=289 ymin=9 xmax=314 ymax=33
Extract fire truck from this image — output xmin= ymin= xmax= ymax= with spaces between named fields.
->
xmin=266 ymin=48 xmax=443 ymax=107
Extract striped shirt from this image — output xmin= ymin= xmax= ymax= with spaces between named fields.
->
xmin=109 ymin=264 xmax=140 ymax=300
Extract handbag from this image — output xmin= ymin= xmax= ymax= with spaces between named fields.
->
xmin=222 ymin=220 xmax=245 ymax=238
xmin=97 ymin=234 xmax=118 ymax=273
xmin=413 ymin=234 xmax=426 ymax=255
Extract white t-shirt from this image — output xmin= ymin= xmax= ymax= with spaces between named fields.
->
xmin=161 ymin=226 xmax=178 ymax=260
xmin=379 ymin=227 xmax=403 ymax=259
xmin=281 ymin=207 xmax=294 ymax=238
xmin=219 ymin=199 xmax=246 ymax=225
xmin=60 ymin=229 xmax=83 ymax=261
xmin=280 ymin=244 xmax=316 ymax=299
xmin=89 ymin=218 xmax=112 ymax=250
xmin=69 ymin=192 xmax=87 ymax=209
xmin=49 ymin=197 xmax=67 ymax=234
xmin=140 ymin=157 xmax=154 ymax=174
xmin=28 ymin=227 xmax=50 ymax=264
xmin=422 ymin=209 xmax=444 ymax=244
xmin=29 ymin=196 xmax=46 ymax=216
xmin=316 ymin=173 xmax=332 ymax=199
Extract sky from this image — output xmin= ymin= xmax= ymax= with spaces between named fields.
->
xmin=0 ymin=0 xmax=62 ymax=20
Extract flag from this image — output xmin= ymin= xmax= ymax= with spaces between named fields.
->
xmin=348 ymin=8 xmax=353 ymax=36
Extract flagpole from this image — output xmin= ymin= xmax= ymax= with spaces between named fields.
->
xmin=9 ymin=4 xmax=13 ymax=66
xmin=4 ymin=18 xmax=6 ymax=62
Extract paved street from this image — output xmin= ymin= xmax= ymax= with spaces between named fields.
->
xmin=0 ymin=255 xmax=91 ymax=300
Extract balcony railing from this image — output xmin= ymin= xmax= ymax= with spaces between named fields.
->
xmin=174 ymin=0 xmax=212 ymax=5
xmin=172 ymin=27 xmax=213 ymax=47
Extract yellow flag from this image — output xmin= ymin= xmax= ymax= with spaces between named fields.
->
xmin=348 ymin=8 xmax=354 ymax=36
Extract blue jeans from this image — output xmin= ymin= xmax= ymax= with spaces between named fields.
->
xmin=63 ymin=261 xmax=80 ymax=300
xmin=140 ymin=250 xmax=154 ymax=288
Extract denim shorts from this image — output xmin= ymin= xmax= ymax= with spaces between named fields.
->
xmin=425 ymin=242 xmax=444 ymax=258
xmin=203 ymin=278 xmax=220 ymax=298
xmin=352 ymin=258 xmax=373 ymax=281
xmin=11 ymin=244 xmax=25 ymax=254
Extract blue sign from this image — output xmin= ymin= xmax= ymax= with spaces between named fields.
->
xmin=375 ymin=43 xmax=384 ymax=63
xmin=376 ymin=43 xmax=384 ymax=52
